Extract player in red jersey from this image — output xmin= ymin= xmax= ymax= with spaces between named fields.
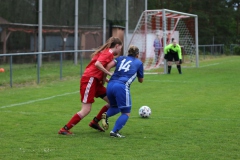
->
xmin=58 ymin=37 xmax=123 ymax=135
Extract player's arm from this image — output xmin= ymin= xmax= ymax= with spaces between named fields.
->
xmin=177 ymin=45 xmax=182 ymax=59
xmin=102 ymin=60 xmax=116 ymax=84
xmin=105 ymin=60 xmax=116 ymax=71
xmin=164 ymin=44 xmax=170 ymax=54
xmin=137 ymin=63 xmax=144 ymax=83
xmin=95 ymin=61 xmax=113 ymax=76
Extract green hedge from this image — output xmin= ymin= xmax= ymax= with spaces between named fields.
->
xmin=234 ymin=45 xmax=240 ymax=55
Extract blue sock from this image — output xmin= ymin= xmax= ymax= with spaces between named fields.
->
xmin=112 ymin=114 xmax=129 ymax=132
xmin=106 ymin=107 xmax=120 ymax=117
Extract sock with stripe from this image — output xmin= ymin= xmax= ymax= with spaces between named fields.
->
xmin=65 ymin=113 xmax=82 ymax=130
xmin=95 ymin=105 xmax=108 ymax=121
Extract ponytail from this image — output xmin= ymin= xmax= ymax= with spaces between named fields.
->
xmin=91 ymin=37 xmax=122 ymax=58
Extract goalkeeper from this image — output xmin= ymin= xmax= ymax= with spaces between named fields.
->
xmin=164 ymin=39 xmax=182 ymax=74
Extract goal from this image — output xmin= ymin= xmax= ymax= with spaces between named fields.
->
xmin=128 ymin=9 xmax=199 ymax=73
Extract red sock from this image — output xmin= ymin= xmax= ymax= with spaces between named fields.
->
xmin=66 ymin=113 xmax=81 ymax=130
xmin=94 ymin=105 xmax=109 ymax=122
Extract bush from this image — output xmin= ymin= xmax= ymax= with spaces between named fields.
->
xmin=224 ymin=47 xmax=230 ymax=55
xmin=234 ymin=45 xmax=240 ymax=55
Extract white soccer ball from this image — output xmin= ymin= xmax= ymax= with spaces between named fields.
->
xmin=139 ymin=106 xmax=151 ymax=118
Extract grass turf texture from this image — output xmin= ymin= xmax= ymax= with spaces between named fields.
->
xmin=0 ymin=56 xmax=239 ymax=159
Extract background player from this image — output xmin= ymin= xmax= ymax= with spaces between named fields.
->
xmin=153 ymin=33 xmax=162 ymax=65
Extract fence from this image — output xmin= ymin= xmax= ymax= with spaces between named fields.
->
xmin=198 ymin=44 xmax=224 ymax=58
xmin=0 ymin=44 xmax=237 ymax=87
xmin=0 ymin=50 xmax=94 ymax=87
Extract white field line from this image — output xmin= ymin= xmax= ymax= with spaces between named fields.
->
xmin=0 ymin=61 xmax=229 ymax=110
xmin=145 ymin=79 xmax=198 ymax=83
xmin=135 ymin=116 xmax=240 ymax=121
xmin=144 ymin=72 xmax=162 ymax=75
xmin=145 ymin=79 xmax=240 ymax=85
xmin=144 ymin=63 xmax=220 ymax=75
xmin=0 ymin=91 xmax=79 ymax=109
xmin=199 ymin=63 xmax=220 ymax=68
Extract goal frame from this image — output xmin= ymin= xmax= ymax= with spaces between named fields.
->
xmin=128 ymin=9 xmax=199 ymax=73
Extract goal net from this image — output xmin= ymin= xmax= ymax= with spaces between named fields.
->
xmin=128 ymin=9 xmax=198 ymax=72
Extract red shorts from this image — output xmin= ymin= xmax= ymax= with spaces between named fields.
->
xmin=80 ymin=76 xmax=106 ymax=103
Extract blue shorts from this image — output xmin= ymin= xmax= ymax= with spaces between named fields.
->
xmin=107 ymin=81 xmax=131 ymax=113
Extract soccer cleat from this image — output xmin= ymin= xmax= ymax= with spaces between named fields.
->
xmin=89 ymin=121 xmax=105 ymax=132
xmin=110 ymin=131 xmax=125 ymax=138
xmin=101 ymin=112 xmax=109 ymax=130
xmin=58 ymin=128 xmax=73 ymax=135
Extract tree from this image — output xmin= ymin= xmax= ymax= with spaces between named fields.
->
xmin=147 ymin=0 xmax=239 ymax=44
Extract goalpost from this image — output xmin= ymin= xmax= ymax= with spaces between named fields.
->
xmin=128 ymin=9 xmax=198 ymax=73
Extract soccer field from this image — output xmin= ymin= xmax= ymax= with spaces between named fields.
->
xmin=0 ymin=56 xmax=240 ymax=159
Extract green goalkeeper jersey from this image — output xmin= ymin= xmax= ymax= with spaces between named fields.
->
xmin=164 ymin=43 xmax=182 ymax=59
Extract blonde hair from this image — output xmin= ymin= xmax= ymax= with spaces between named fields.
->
xmin=91 ymin=37 xmax=122 ymax=58
xmin=128 ymin=45 xmax=139 ymax=57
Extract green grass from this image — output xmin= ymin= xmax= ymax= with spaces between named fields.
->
xmin=0 ymin=59 xmax=90 ymax=88
xmin=0 ymin=56 xmax=240 ymax=159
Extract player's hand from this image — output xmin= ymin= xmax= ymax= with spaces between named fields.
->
xmin=102 ymin=77 xmax=109 ymax=85
xmin=164 ymin=54 xmax=168 ymax=60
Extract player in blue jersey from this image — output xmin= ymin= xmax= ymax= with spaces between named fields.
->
xmin=101 ymin=45 xmax=144 ymax=138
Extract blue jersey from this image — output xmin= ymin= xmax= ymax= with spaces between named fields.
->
xmin=107 ymin=56 xmax=144 ymax=111
xmin=109 ymin=56 xmax=144 ymax=88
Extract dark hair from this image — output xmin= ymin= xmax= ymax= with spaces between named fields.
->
xmin=91 ymin=37 xmax=122 ymax=57
xmin=128 ymin=45 xmax=139 ymax=57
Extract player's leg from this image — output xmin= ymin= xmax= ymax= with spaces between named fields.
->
xmin=101 ymin=97 xmax=119 ymax=131
xmin=96 ymin=95 xmax=109 ymax=120
xmin=155 ymin=49 xmax=161 ymax=65
xmin=89 ymin=82 xmax=108 ymax=132
xmin=58 ymin=103 xmax=92 ymax=135
xmin=154 ymin=49 xmax=158 ymax=64
xmin=157 ymin=49 xmax=161 ymax=63
xmin=109 ymin=84 xmax=131 ymax=138
xmin=89 ymin=97 xmax=108 ymax=131
xmin=167 ymin=53 xmax=173 ymax=74
xmin=174 ymin=53 xmax=182 ymax=74
xmin=177 ymin=64 xmax=182 ymax=74
xmin=58 ymin=77 xmax=98 ymax=135
xmin=102 ymin=106 xmax=120 ymax=130
xmin=110 ymin=110 xmax=130 ymax=138
xmin=102 ymin=82 xmax=120 ymax=130
xmin=88 ymin=106 xmax=106 ymax=132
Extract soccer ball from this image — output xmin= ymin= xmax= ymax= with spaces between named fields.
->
xmin=139 ymin=106 xmax=151 ymax=118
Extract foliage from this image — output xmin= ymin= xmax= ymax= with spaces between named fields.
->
xmin=234 ymin=45 xmax=240 ymax=55
xmin=0 ymin=0 xmax=240 ymax=50
xmin=148 ymin=0 xmax=240 ymax=45
xmin=0 ymin=59 xmax=89 ymax=88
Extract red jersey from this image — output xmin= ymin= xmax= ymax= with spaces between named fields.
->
xmin=83 ymin=48 xmax=114 ymax=80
